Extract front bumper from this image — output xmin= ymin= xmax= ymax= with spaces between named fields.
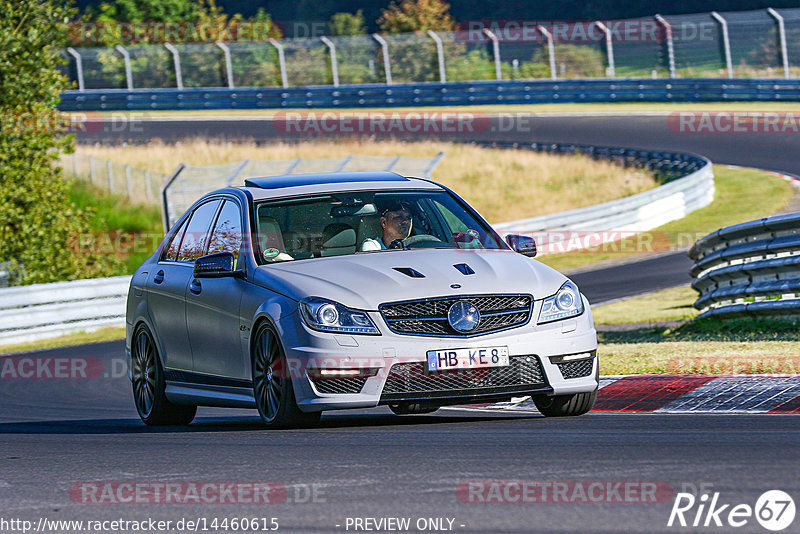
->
xmin=277 ymin=296 xmax=598 ymax=412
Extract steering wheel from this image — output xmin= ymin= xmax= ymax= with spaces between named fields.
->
xmin=403 ymin=234 xmax=444 ymax=248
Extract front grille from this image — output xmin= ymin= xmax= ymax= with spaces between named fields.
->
xmin=380 ymin=294 xmax=532 ymax=337
xmin=308 ymin=376 xmax=368 ymax=394
xmin=381 ymin=355 xmax=545 ymax=400
xmin=557 ymin=359 xmax=594 ymax=379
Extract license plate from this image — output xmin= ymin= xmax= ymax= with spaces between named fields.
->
xmin=427 ymin=346 xmax=509 ymax=372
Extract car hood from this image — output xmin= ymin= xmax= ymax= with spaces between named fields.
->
xmin=252 ymin=249 xmax=569 ymax=310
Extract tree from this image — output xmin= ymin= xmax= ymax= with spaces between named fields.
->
xmin=329 ymin=10 xmax=367 ymax=36
xmin=0 ymin=0 xmax=118 ymax=284
xmin=377 ymin=0 xmax=456 ymax=33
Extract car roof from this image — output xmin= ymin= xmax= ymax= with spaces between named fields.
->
xmin=241 ymin=171 xmax=442 ymax=200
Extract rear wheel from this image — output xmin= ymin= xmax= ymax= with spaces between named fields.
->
xmin=389 ymin=403 xmax=440 ymax=415
xmin=131 ymin=325 xmax=196 ymax=426
xmin=252 ymin=321 xmax=321 ymax=429
xmin=532 ymin=389 xmax=597 ymax=417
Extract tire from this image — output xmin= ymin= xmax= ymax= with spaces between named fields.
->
xmin=131 ymin=324 xmax=197 ymax=426
xmin=389 ymin=403 xmax=440 ymax=415
xmin=252 ymin=321 xmax=321 ymax=429
xmin=532 ymin=389 xmax=597 ymax=417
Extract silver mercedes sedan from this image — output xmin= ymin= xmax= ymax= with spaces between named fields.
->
xmin=126 ymin=171 xmax=598 ymax=428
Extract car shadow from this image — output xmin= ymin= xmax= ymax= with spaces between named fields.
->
xmin=0 ymin=410 xmax=540 ymax=435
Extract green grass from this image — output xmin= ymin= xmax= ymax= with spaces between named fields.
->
xmin=0 ymin=327 xmax=125 ymax=355
xmin=68 ymin=179 xmax=163 ymax=273
xmin=95 ymin=101 xmax=800 ymax=117
xmin=591 ymin=286 xmax=699 ymax=325
xmin=538 ymin=165 xmax=795 ymax=273
xmin=592 ymin=286 xmax=800 ymax=374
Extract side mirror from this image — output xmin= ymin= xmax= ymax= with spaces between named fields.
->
xmin=505 ymin=234 xmax=537 ymax=257
xmin=194 ymin=252 xmax=236 ymax=278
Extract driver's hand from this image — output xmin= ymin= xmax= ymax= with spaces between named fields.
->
xmin=388 ymin=239 xmax=405 ymax=249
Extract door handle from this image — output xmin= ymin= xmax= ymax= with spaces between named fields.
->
xmin=154 ymin=270 xmax=165 ymax=284
xmin=189 ymin=278 xmax=202 ymax=295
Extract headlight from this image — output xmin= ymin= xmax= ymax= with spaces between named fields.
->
xmin=537 ymin=280 xmax=584 ymax=324
xmin=300 ymin=297 xmax=380 ymax=335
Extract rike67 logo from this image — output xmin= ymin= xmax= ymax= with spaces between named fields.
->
xmin=668 ymin=490 xmax=795 ymax=531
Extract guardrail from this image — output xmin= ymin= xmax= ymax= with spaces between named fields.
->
xmin=58 ymin=78 xmax=800 ymax=111
xmin=480 ymin=142 xmax=713 ymax=253
xmin=0 ymin=276 xmax=131 ymax=346
xmin=689 ymin=212 xmax=800 ymax=319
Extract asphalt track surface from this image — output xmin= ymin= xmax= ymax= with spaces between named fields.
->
xmin=1 ymin=114 xmax=795 ymax=532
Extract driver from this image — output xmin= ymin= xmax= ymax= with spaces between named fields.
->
xmin=361 ymin=201 xmax=412 ymax=251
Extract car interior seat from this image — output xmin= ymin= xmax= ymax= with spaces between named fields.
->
xmin=320 ymin=223 xmax=357 ymax=257
xmin=258 ymin=215 xmax=294 ymax=262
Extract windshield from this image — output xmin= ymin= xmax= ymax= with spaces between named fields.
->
xmin=253 ymin=189 xmax=504 ymax=264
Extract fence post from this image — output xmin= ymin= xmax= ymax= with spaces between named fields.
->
xmin=269 ymin=38 xmax=288 ymax=88
xmin=164 ymin=43 xmax=183 ymax=89
xmin=655 ymin=15 xmax=676 ymax=78
xmin=89 ymin=155 xmax=95 ymax=184
xmin=125 ymin=165 xmax=133 ymax=199
xmin=66 ymin=47 xmax=84 ymax=91
xmin=144 ymin=170 xmax=152 ymax=202
xmin=107 ymin=160 xmax=114 ymax=192
xmin=482 ymin=28 xmax=502 ymax=80
xmin=215 ymin=42 xmax=234 ymax=88
xmin=427 ymin=30 xmax=447 ymax=82
xmin=114 ymin=45 xmax=133 ymax=89
xmin=592 ymin=21 xmax=615 ymax=77
xmin=711 ymin=12 xmax=733 ymax=78
xmin=320 ymin=36 xmax=340 ymax=87
xmin=372 ymin=34 xmax=393 ymax=84
xmin=536 ymin=25 xmax=557 ymax=80
xmin=161 ymin=163 xmax=186 ymax=232
xmin=767 ymin=8 xmax=790 ymax=79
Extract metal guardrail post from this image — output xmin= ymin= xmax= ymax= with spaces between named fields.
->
xmin=89 ymin=155 xmax=95 ymax=184
xmin=482 ymin=28 xmax=502 ymax=80
xmin=269 ymin=38 xmax=288 ymax=88
xmin=593 ymin=22 xmax=615 ymax=78
xmin=284 ymin=158 xmax=301 ymax=174
xmin=320 ymin=36 xmax=340 ymax=87
xmin=536 ymin=25 xmax=557 ymax=80
xmin=144 ymin=170 xmax=152 ymax=202
xmin=655 ymin=15 xmax=676 ymax=78
xmin=72 ymin=152 xmax=78 ymax=177
xmin=384 ymin=155 xmax=401 ymax=172
xmin=422 ymin=152 xmax=445 ymax=177
xmin=114 ymin=45 xmax=133 ymax=90
xmin=164 ymin=43 xmax=183 ymax=89
xmin=768 ymin=8 xmax=790 ymax=79
xmin=215 ymin=42 xmax=234 ymax=88
xmin=161 ymin=163 xmax=186 ymax=231
xmin=225 ymin=160 xmax=250 ymax=186
xmin=427 ymin=30 xmax=447 ymax=82
xmin=711 ymin=12 xmax=733 ymax=78
xmin=372 ymin=34 xmax=393 ymax=85
xmin=333 ymin=156 xmax=353 ymax=171
xmin=66 ymin=47 xmax=84 ymax=91
xmin=125 ymin=165 xmax=133 ymax=199
xmin=107 ymin=160 xmax=114 ymax=191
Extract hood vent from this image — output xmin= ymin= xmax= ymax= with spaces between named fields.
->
xmin=393 ymin=267 xmax=425 ymax=278
xmin=453 ymin=263 xmax=475 ymax=275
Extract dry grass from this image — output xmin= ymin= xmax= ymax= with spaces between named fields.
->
xmin=0 ymin=327 xmax=125 ymax=355
xmin=79 ymin=139 xmax=655 ymax=223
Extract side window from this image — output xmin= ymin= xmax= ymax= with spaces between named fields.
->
xmin=207 ymin=200 xmax=243 ymax=263
xmin=177 ymin=200 xmax=221 ymax=263
xmin=434 ymin=201 xmax=469 ymax=233
xmin=162 ymin=218 xmax=188 ymax=262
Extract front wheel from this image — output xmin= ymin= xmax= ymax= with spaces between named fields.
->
xmin=252 ymin=321 xmax=321 ymax=429
xmin=532 ymin=389 xmax=597 ymax=417
xmin=131 ymin=325 xmax=196 ymax=426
